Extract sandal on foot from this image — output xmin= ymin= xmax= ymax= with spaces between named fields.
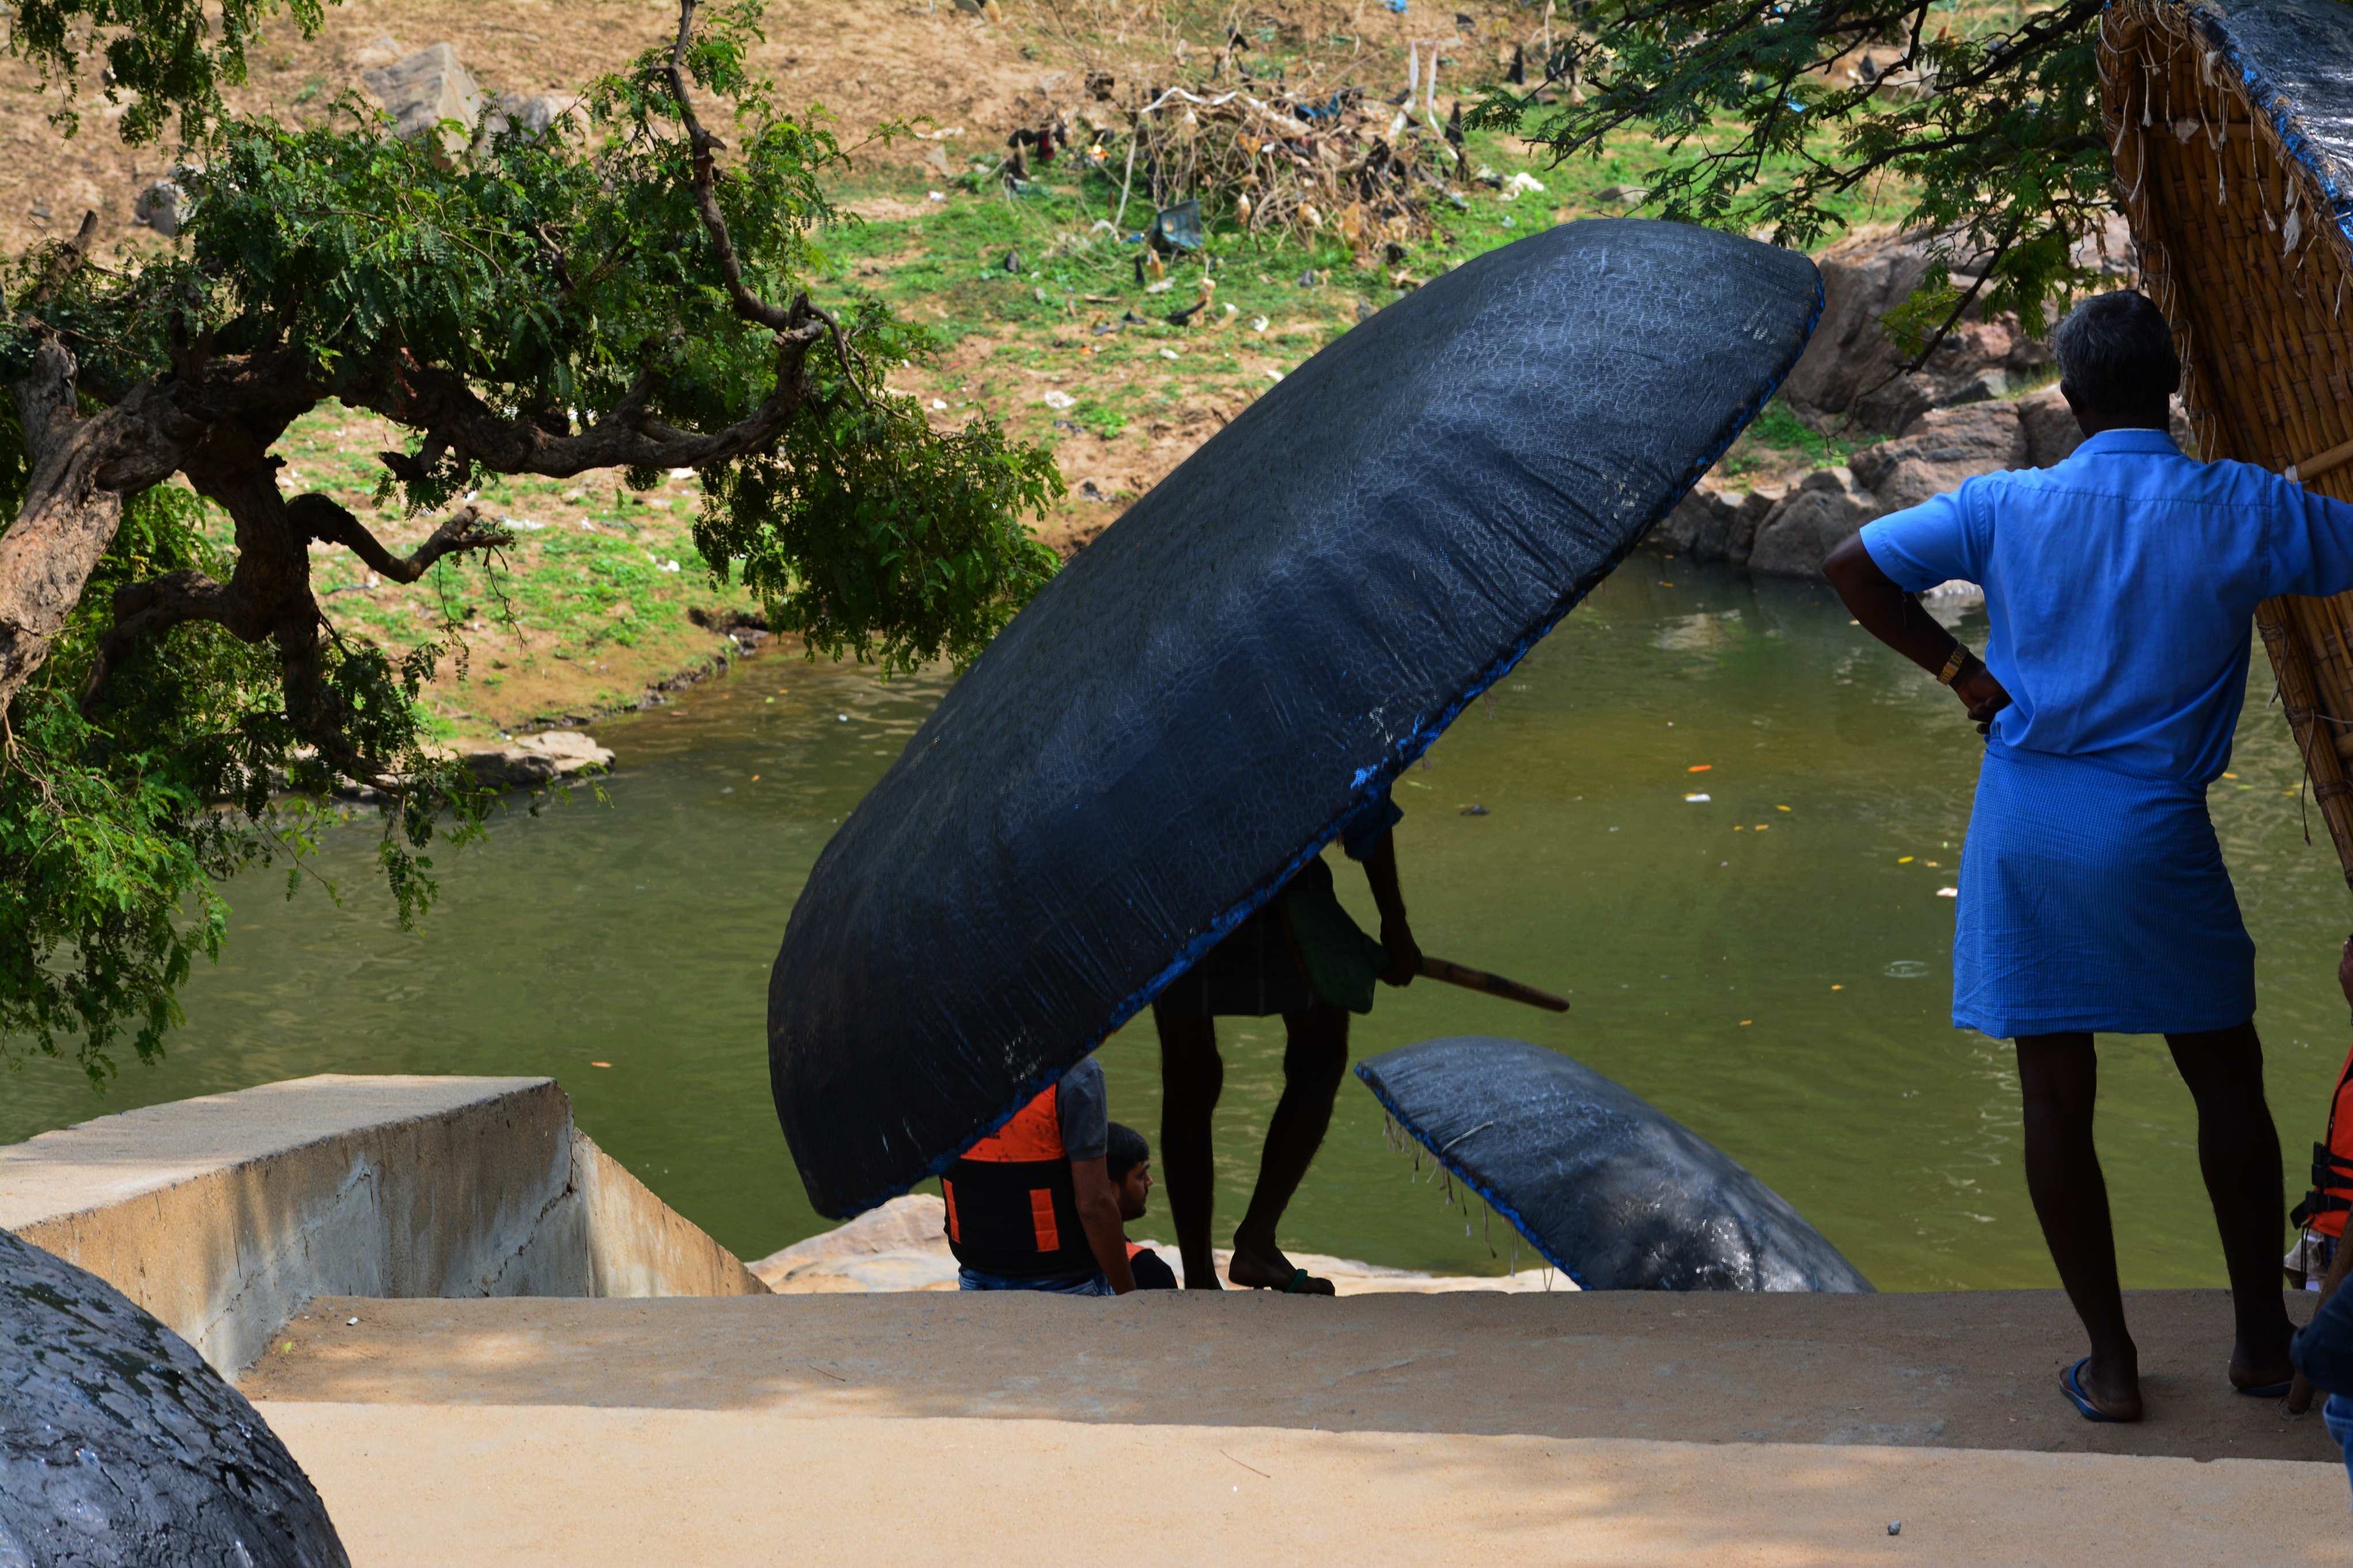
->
xmin=2061 ymin=1358 xmax=2135 ymax=1423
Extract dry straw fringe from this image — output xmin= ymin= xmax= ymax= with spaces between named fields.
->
xmin=2104 ymin=0 xmax=2353 ymax=884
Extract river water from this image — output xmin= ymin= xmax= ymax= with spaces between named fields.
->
xmin=6 ymin=561 xmax=2349 ymax=1290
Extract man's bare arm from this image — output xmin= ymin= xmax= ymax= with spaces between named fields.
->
xmin=1361 ymin=831 xmax=1422 ymax=986
xmin=1823 ymin=534 xmax=2011 ymax=734
xmin=1069 ymin=1156 xmax=1137 ymax=1294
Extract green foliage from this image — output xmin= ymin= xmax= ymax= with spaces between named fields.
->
xmin=7 ymin=0 xmax=324 ymax=144
xmin=1 ymin=0 xmax=1061 ymax=1084
xmin=1474 ymin=0 xmax=2114 ymax=344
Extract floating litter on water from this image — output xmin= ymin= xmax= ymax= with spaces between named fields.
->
xmin=1684 ymin=793 xmax=1710 ymax=802
xmin=1688 ymin=764 xmax=1711 ymax=772
xmin=1883 ymin=960 xmax=1929 ymax=979
xmin=1937 ymin=887 xmax=1958 ymax=898
xmin=591 ymin=1061 xmax=612 ymax=1068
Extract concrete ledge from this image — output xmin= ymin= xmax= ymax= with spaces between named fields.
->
xmin=0 ymin=1074 xmax=763 ymax=1376
xmin=254 ymin=1406 xmax=2353 ymax=1567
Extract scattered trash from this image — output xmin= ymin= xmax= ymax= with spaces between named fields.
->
xmin=661 ymin=560 xmax=680 ymax=573
xmin=591 ymin=1060 xmax=612 ymax=1067
xmin=1251 ymin=314 xmax=1269 ymax=331
xmin=1688 ymin=764 xmax=1712 ymax=772
xmin=1888 ymin=1523 xmax=1902 ymax=1538
xmin=1937 ymin=887 xmax=1958 ymax=897
xmin=837 ymin=714 xmax=850 ymax=722
xmin=1121 ymin=310 xmax=1149 ymax=326
xmin=1684 ymin=793 xmax=1711 ymax=803
xmin=1356 ymin=299 xmax=1377 ymax=323
xmin=1080 ymin=479 xmax=1114 ymax=502
xmin=1297 ymin=268 xmax=1322 ymax=288
xmin=1144 ymin=278 xmax=1175 ymax=294
xmin=1053 ymin=418 xmax=1081 ymax=433
xmin=346 ymin=1317 xmax=359 ymax=1327
xmin=1265 ymin=369 xmax=1283 ymax=381
xmin=1884 ymin=960 xmax=1929 ymax=978
xmin=1149 ymin=199 xmax=1205 ymax=253
xmin=1160 ymin=348 xmax=1180 ymax=360
xmin=668 ymin=467 xmax=695 ymax=478
xmin=927 ymin=190 xmax=946 ymax=202
xmin=1003 ymin=250 xmax=1023 ymax=273
xmin=931 ymin=398 xmax=947 ymax=410
xmin=1501 ymin=171 xmax=1547 ymax=199
xmin=1042 ymin=390 xmax=1077 ymax=409
xmin=1461 ymin=804 xmax=1489 ymax=816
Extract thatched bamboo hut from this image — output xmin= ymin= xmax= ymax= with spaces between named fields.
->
xmin=2102 ymin=0 xmax=2353 ymax=882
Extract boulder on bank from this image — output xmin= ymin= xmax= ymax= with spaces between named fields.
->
xmin=1746 ymin=466 xmax=1884 ymax=578
xmin=0 ymin=1227 xmax=348 ymax=1567
xmin=453 ymin=730 xmax=612 ymax=789
xmin=359 ymin=43 xmax=483 ymax=164
xmin=1780 ymin=218 xmax=2133 ymax=433
xmin=1848 ymin=400 xmax=2029 ymax=513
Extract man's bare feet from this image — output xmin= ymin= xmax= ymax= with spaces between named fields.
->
xmin=2229 ymin=1339 xmax=2295 ymax=1394
xmin=1227 ymin=1241 xmax=1335 ymax=1294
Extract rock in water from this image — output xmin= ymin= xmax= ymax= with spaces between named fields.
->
xmin=0 ymin=1228 xmax=348 ymax=1567
xmin=1356 ymin=1036 xmax=1874 ymax=1291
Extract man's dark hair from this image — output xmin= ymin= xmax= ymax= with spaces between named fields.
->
xmin=2051 ymin=291 xmax=2181 ymax=411
xmin=1106 ymin=1121 xmax=1149 ymax=1181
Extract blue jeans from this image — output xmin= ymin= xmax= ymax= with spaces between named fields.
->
xmin=958 ymin=1266 xmax=1114 ymax=1296
xmin=2327 ymin=1394 xmax=2353 ymax=1498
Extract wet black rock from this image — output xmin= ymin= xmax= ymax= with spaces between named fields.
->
xmin=0 ymin=1228 xmax=348 ymax=1568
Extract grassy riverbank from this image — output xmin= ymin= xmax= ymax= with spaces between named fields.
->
xmin=14 ymin=0 xmax=1922 ymax=738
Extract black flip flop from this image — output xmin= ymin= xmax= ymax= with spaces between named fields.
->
xmin=2236 ymin=1377 xmax=2294 ymax=1399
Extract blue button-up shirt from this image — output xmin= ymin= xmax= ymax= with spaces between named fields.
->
xmin=1861 ymin=428 xmax=2353 ymax=784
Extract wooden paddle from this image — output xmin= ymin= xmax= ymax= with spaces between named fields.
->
xmin=1418 ymin=955 xmax=1570 ymax=1013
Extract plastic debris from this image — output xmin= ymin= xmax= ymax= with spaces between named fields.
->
xmin=1502 ymin=171 xmax=1547 ymax=199
xmin=927 ymin=190 xmax=946 ymax=202
xmin=1042 ymin=390 xmax=1077 ymax=409
xmin=1684 ymin=793 xmax=1710 ymax=802
xmin=1937 ymin=887 xmax=1958 ymax=897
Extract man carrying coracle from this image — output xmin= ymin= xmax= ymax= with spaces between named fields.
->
xmin=1152 ymin=788 xmax=1422 ymax=1294
xmin=1825 ymin=289 xmax=2353 ymax=1422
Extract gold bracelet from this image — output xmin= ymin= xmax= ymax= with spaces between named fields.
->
xmin=1936 ymin=646 xmax=1972 ymax=686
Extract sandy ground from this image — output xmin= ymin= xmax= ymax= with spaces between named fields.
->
xmin=254 ymin=1404 xmax=2353 ymax=1567
xmin=248 ymin=1287 xmax=2335 ymax=1463
xmin=243 ymin=1287 xmax=2353 ymax=1566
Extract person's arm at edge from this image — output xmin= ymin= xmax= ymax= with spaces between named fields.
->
xmin=1823 ymin=532 xmax=2011 ymax=735
xmin=1362 ymin=830 xmax=1422 ymax=986
xmin=1070 ymin=1157 xmax=1137 ymax=1294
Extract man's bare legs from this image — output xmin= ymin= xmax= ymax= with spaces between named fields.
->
xmin=1153 ymin=999 xmax=1351 ymax=1292
xmin=2016 ymin=1023 xmax=2295 ymax=1421
xmin=2166 ymin=1023 xmax=2295 ymax=1391
xmin=1228 ymin=1003 xmax=1349 ymax=1292
xmin=1154 ymin=1004 xmax=1225 ymax=1290
xmin=2015 ymin=1032 xmax=2140 ymax=1417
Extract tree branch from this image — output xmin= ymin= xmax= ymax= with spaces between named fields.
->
xmin=363 ymin=322 xmax=825 ymax=483
xmin=291 ymin=495 xmax=513 ymax=582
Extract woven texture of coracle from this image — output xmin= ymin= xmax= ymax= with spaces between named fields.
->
xmin=2103 ymin=0 xmax=2353 ymax=884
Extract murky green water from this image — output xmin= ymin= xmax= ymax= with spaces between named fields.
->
xmin=7 ymin=561 xmax=2350 ymax=1290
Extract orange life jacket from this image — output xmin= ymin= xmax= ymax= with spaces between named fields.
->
xmin=940 ymin=1084 xmax=1094 ymax=1279
xmin=2293 ymin=1043 xmax=2353 ymax=1239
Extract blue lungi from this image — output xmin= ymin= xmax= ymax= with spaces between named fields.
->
xmin=1861 ymin=428 xmax=2353 ymax=1039
xmin=1956 ymin=744 xmax=2253 ymax=1037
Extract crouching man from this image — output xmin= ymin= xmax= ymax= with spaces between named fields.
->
xmin=942 ymin=1052 xmax=1136 ymax=1295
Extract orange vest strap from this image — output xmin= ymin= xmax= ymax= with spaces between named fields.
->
xmin=943 ymin=1178 xmax=962 ymax=1243
xmin=963 ymin=1085 xmax=1066 ymax=1164
xmin=1029 ymin=1188 xmax=1060 ymax=1253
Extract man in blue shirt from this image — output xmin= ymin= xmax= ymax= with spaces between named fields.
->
xmin=1825 ymin=289 xmax=2353 ymax=1424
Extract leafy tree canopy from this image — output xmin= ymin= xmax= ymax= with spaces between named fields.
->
xmin=0 ymin=0 xmax=1061 ymax=1086
xmin=1474 ymin=0 xmax=2114 ymax=357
